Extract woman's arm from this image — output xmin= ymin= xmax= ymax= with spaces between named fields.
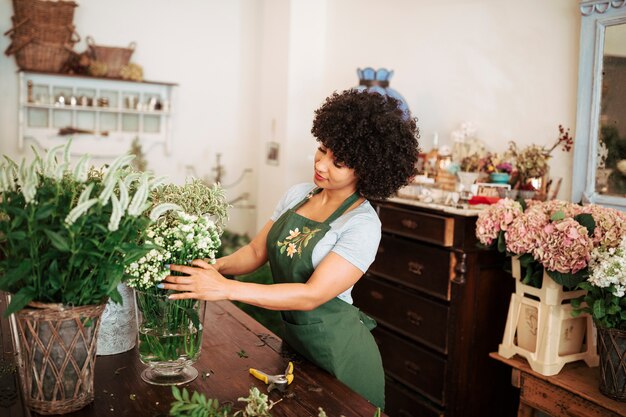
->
xmin=213 ymin=221 xmax=273 ymax=276
xmin=164 ymin=251 xmax=363 ymax=311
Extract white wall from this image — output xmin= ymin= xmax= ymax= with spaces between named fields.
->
xmin=0 ymin=0 xmax=582 ymax=236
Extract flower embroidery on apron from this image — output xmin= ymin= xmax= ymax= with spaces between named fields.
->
xmin=276 ymin=226 xmax=322 ymax=258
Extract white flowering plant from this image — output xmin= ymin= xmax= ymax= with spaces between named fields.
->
xmin=126 ymin=212 xmax=221 ymax=290
xmin=0 ymin=142 xmax=176 ymax=316
xmin=572 ymin=236 xmax=626 ymax=330
xmin=127 ymin=179 xmax=227 ymax=364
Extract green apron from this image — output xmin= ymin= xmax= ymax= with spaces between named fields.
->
xmin=266 ymin=187 xmax=385 ymax=409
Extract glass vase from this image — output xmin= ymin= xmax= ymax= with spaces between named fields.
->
xmin=134 ymin=289 xmax=206 ymax=385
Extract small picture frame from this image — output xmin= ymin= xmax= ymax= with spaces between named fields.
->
xmin=475 ymin=182 xmax=510 ymax=197
xmin=266 ymin=141 xmax=279 ymax=166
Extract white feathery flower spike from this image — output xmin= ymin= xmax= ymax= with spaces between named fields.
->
xmin=103 ymin=154 xmax=135 ymax=184
xmin=65 ymin=198 xmax=99 ymax=225
xmin=62 ymin=139 xmax=72 ymax=166
xmin=123 ymin=172 xmax=142 ymax=188
xmin=108 ymin=194 xmax=123 ymax=232
xmin=127 ymin=174 xmax=149 ymax=217
xmin=73 ymin=154 xmax=91 ymax=183
xmin=149 ymin=203 xmax=182 ymax=221
xmin=117 ymin=178 xmax=130 ymax=211
xmin=78 ymin=183 xmax=95 ymax=205
xmin=44 ymin=144 xmax=65 ymax=177
xmin=148 ymin=176 xmax=168 ymax=190
xmin=98 ymin=172 xmax=118 ymax=205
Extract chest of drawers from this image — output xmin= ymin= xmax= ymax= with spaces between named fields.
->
xmin=353 ymin=200 xmax=517 ymax=417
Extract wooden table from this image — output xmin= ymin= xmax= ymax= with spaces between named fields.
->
xmin=0 ymin=298 xmax=385 ymax=417
xmin=490 ymin=352 xmax=626 ymax=417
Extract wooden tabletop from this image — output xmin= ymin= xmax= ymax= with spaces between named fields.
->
xmin=490 ymin=352 xmax=626 ymax=416
xmin=0 ymin=298 xmax=385 ymax=417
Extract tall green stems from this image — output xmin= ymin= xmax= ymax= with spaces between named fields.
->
xmin=136 ymin=288 xmax=204 ymax=364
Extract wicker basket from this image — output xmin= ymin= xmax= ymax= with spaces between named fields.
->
xmin=13 ymin=302 xmax=106 ymax=415
xmin=5 ymin=38 xmax=74 ymax=72
xmin=87 ymin=36 xmax=135 ymax=78
xmin=12 ymin=0 xmax=77 ymax=26
xmin=4 ymin=17 xmax=80 ymax=46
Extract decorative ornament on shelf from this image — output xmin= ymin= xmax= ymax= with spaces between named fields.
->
xmin=508 ymin=124 xmax=574 ymax=198
xmin=354 ymin=67 xmax=410 ymax=118
xmin=120 ymin=63 xmax=144 ymax=82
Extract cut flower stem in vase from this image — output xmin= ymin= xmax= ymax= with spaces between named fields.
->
xmin=135 ymin=287 xmax=206 ymax=385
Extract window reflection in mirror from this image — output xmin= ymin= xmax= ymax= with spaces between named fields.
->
xmin=597 ymin=23 xmax=626 ymax=196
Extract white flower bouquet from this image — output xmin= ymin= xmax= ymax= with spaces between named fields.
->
xmin=126 ymin=180 xmax=227 ymax=383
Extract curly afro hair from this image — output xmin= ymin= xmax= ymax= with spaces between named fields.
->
xmin=311 ymin=89 xmax=420 ymax=200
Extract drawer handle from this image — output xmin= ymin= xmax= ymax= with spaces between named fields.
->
xmin=408 ymin=261 xmax=424 ymax=275
xmin=404 ymin=360 xmax=421 ymax=375
xmin=400 ymin=218 xmax=418 ymax=229
xmin=406 ymin=311 xmax=422 ymax=326
xmin=370 ymin=290 xmax=384 ymax=300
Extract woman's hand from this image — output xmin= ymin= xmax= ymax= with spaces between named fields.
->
xmin=160 ymin=259 xmax=232 ymax=301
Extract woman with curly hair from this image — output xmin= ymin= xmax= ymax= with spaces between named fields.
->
xmin=161 ymin=89 xmax=419 ymax=409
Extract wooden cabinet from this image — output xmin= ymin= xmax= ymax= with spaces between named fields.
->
xmin=353 ymin=200 xmax=518 ymax=417
xmin=18 ymin=70 xmax=176 ymax=158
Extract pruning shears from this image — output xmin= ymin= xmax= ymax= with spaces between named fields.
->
xmin=249 ymin=362 xmax=294 ymax=393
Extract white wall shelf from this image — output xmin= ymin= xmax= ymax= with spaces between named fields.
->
xmin=18 ymin=71 xmax=177 ymax=158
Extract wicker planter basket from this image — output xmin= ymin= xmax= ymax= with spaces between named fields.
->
xmin=13 ymin=302 xmax=106 ymax=415
xmin=87 ymin=36 xmax=135 ymax=78
xmin=597 ymin=326 xmax=626 ymax=401
xmin=5 ymin=38 xmax=74 ymax=72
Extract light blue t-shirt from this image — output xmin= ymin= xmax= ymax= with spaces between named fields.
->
xmin=270 ymin=183 xmax=382 ymax=304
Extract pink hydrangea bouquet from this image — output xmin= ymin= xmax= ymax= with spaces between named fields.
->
xmin=475 ymin=198 xmax=524 ymax=249
xmin=476 ymin=198 xmax=626 ymax=289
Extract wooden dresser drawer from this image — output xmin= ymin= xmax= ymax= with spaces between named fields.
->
xmin=353 ymin=274 xmax=449 ymax=353
xmin=378 ymin=205 xmax=454 ymax=247
xmin=520 ymin=374 xmax=623 ymax=417
xmin=385 ymin=377 xmax=443 ymax=417
xmin=370 ymin=234 xmax=453 ymax=301
xmin=373 ymin=326 xmax=446 ymax=404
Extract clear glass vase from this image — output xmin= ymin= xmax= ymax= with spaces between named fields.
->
xmin=135 ymin=288 xmax=206 ymax=385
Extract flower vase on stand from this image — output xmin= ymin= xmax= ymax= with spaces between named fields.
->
xmin=498 ymin=256 xmax=599 ymax=376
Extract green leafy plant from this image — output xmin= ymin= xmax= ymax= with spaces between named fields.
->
xmin=169 ymin=386 xmax=382 ymax=417
xmin=0 ymin=142 xmax=172 ymax=316
xmin=150 ymin=178 xmax=229 ymax=231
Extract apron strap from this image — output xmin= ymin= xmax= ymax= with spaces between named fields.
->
xmin=292 ymin=186 xmax=322 ymax=211
xmin=324 ymin=191 xmax=361 ymax=224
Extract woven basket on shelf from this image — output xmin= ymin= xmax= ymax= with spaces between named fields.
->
xmin=6 ymin=0 xmax=79 ymax=72
xmin=87 ymin=36 xmax=135 ymax=78
xmin=12 ymin=0 xmax=77 ymax=26
xmin=13 ymin=302 xmax=106 ymax=415
xmin=4 ymin=18 xmax=80 ymax=46
xmin=5 ymin=38 xmax=74 ymax=72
